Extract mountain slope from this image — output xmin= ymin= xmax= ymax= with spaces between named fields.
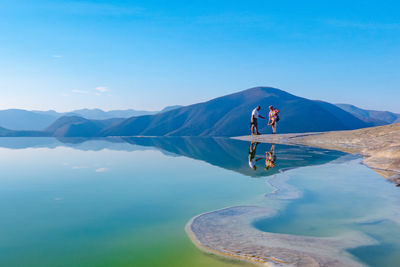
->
xmin=0 ymin=109 xmax=59 ymax=130
xmin=102 ymin=87 xmax=369 ymax=137
xmin=0 ymin=126 xmax=48 ymax=137
xmin=46 ymin=116 xmax=124 ymax=137
xmin=159 ymin=105 xmax=183 ymax=113
xmin=336 ymin=104 xmax=400 ymax=126
xmin=65 ymin=109 xmax=157 ymax=120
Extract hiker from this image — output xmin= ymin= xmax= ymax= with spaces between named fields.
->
xmin=248 ymin=141 xmax=263 ymax=170
xmin=268 ymin=106 xmax=280 ymax=134
xmin=250 ymin=106 xmax=265 ymax=135
xmin=265 ymin=144 xmax=276 ymax=171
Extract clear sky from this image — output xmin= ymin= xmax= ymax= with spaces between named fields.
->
xmin=0 ymin=0 xmax=399 ymax=112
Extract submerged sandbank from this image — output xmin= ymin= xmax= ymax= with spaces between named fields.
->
xmin=186 ymin=163 xmax=381 ymax=266
xmin=186 ymin=205 xmax=375 ymax=266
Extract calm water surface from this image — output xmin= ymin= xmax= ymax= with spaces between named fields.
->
xmin=0 ymin=137 xmax=398 ymax=266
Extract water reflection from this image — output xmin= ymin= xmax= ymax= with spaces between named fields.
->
xmin=265 ymin=144 xmax=276 ymax=171
xmin=248 ymin=142 xmax=262 ymax=170
xmin=122 ymin=137 xmax=345 ymax=178
xmin=0 ymin=137 xmax=398 ymax=266
xmin=0 ymin=137 xmax=345 ymax=178
xmin=248 ymin=143 xmax=277 ymax=172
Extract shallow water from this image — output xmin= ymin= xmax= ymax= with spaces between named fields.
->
xmin=254 ymin=158 xmax=400 ymax=266
xmin=0 ymin=137 xmax=398 ymax=266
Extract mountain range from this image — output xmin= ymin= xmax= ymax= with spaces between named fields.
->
xmin=99 ymin=87 xmax=368 ymax=137
xmin=335 ymin=104 xmax=400 ymax=126
xmin=0 ymin=87 xmax=398 ymax=137
xmin=0 ymin=106 xmax=182 ymax=131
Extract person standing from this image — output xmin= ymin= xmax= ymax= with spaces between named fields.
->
xmin=248 ymin=141 xmax=262 ymax=170
xmin=268 ymin=105 xmax=279 ymax=134
xmin=250 ymin=106 xmax=265 ymax=135
xmin=265 ymin=144 xmax=276 ymax=171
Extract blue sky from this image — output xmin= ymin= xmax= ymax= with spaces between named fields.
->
xmin=0 ymin=0 xmax=399 ymax=112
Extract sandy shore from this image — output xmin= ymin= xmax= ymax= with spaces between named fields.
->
xmin=233 ymin=123 xmax=400 ymax=184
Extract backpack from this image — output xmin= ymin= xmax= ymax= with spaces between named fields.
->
xmin=275 ymin=109 xmax=280 ymax=122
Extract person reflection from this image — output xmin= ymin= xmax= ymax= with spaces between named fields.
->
xmin=249 ymin=142 xmax=262 ymax=170
xmin=265 ymin=144 xmax=276 ymax=171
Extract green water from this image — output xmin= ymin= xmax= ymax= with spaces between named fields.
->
xmin=0 ymin=137 xmax=398 ymax=266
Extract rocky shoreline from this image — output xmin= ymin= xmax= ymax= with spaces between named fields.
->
xmin=233 ymin=123 xmax=400 ymax=185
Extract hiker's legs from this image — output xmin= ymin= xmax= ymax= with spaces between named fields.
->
xmin=272 ymin=123 xmax=276 ymax=134
xmin=254 ymin=119 xmax=260 ymax=134
xmin=251 ymin=124 xmax=255 ymax=134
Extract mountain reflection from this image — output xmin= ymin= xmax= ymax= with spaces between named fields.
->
xmin=0 ymin=137 xmax=344 ymax=178
xmin=122 ymin=137 xmax=344 ymax=177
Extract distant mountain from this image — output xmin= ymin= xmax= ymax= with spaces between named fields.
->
xmin=32 ymin=110 xmax=61 ymax=117
xmin=0 ymin=126 xmax=47 ymax=137
xmin=65 ymin=109 xmax=158 ymax=120
xmin=101 ymin=87 xmax=369 ymax=137
xmin=0 ymin=109 xmax=59 ymax=130
xmin=0 ymin=108 xmax=160 ymax=131
xmin=68 ymin=107 xmax=184 ymax=119
xmin=159 ymin=105 xmax=183 ymax=113
xmin=335 ymin=104 xmax=400 ymax=126
xmin=46 ymin=116 xmax=124 ymax=137
xmin=1 ymin=87 xmax=396 ymax=137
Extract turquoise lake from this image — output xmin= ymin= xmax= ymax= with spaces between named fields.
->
xmin=0 ymin=137 xmax=399 ymax=266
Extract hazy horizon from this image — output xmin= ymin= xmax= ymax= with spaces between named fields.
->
xmin=0 ymin=86 xmax=398 ymax=114
xmin=1 ymin=1 xmax=399 ymax=112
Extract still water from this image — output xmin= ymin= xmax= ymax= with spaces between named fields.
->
xmin=0 ymin=137 xmax=398 ymax=266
